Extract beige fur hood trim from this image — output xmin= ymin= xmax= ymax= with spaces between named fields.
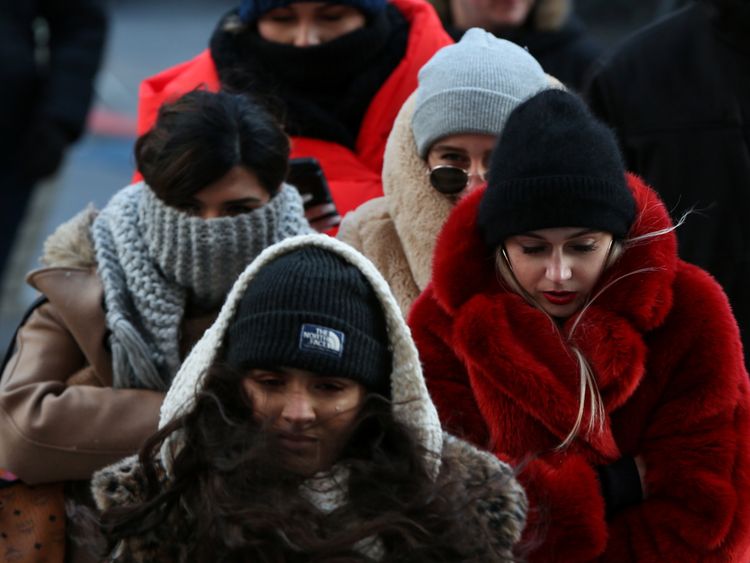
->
xmin=382 ymin=93 xmax=455 ymax=292
xmin=38 ymin=205 xmax=98 ymax=270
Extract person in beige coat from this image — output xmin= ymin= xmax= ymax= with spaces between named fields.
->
xmin=338 ymin=28 xmax=551 ymax=314
xmin=0 ymin=90 xmax=310 ymax=562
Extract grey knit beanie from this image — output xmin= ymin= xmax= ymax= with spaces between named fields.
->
xmin=411 ymin=28 xmax=548 ymax=158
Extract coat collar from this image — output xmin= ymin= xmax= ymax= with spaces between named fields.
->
xmin=381 ymin=92 xmax=456 ymax=292
xmin=427 ymin=174 xmax=678 ymax=459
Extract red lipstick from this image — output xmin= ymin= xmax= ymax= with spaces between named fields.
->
xmin=542 ymin=291 xmax=577 ymax=305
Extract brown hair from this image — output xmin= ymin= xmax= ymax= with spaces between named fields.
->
xmin=135 ymin=90 xmax=289 ymax=206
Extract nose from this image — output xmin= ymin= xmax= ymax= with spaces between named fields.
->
xmin=281 ymin=390 xmax=316 ymax=426
xmin=199 ymin=208 xmax=221 ymax=220
xmin=293 ymin=22 xmax=321 ymax=47
xmin=546 ymin=249 xmax=572 ymax=282
xmin=466 ymin=160 xmax=488 ymax=191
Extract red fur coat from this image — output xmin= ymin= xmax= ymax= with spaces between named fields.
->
xmin=408 ymin=174 xmax=750 ymax=562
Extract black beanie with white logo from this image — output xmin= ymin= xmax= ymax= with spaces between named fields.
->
xmin=478 ymin=89 xmax=636 ymax=249
xmin=225 ymin=246 xmax=391 ymax=394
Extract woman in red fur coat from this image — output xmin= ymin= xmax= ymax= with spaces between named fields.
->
xmin=408 ymin=89 xmax=750 ymax=562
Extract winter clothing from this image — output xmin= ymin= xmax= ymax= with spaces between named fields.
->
xmin=407 ymin=176 xmax=750 ymax=561
xmin=478 ymin=90 xmax=635 ymax=248
xmin=239 ymin=0 xmax=387 ymax=23
xmin=92 ymin=235 xmax=529 ymax=562
xmin=586 ymin=1 xmax=750 ymax=368
xmin=92 ymin=183 xmax=309 ymax=390
xmin=0 ymin=0 xmax=106 ymax=277
xmin=0 ymin=185 xmax=311 ymax=563
xmin=135 ymin=0 xmax=452 ymax=225
xmin=226 ymin=246 xmax=391 ymax=393
xmin=429 ymin=0 xmax=601 ymax=92
xmin=411 ymin=28 xmax=547 ymax=157
xmin=338 ymin=48 xmax=550 ymax=314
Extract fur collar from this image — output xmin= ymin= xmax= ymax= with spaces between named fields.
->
xmin=427 ymin=174 xmax=678 ymax=460
xmin=38 ymin=206 xmax=98 ymax=270
xmin=381 ymin=93 xmax=455 ymax=291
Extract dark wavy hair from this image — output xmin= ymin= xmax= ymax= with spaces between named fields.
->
xmin=97 ymin=363 xmax=518 ymax=562
xmin=135 ymin=89 xmax=290 ymax=205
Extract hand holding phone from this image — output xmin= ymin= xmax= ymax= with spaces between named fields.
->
xmin=286 ymin=157 xmax=340 ymax=233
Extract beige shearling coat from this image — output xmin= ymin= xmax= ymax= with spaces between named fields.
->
xmin=338 ymin=94 xmax=454 ymax=315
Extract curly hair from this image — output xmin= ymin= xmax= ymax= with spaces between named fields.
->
xmin=98 ymin=363 xmax=518 ymax=562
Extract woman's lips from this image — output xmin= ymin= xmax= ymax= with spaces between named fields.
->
xmin=542 ymin=291 xmax=578 ymax=305
xmin=277 ymin=432 xmax=318 ymax=451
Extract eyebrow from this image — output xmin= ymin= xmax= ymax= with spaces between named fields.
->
xmin=431 ymin=144 xmax=468 ymax=154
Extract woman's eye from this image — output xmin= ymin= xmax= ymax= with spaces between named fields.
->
xmin=257 ymin=378 xmax=284 ymax=388
xmin=225 ymin=205 xmax=254 ymax=216
xmin=571 ymin=243 xmax=598 ymax=253
xmin=316 ymin=382 xmax=344 ymax=392
xmin=521 ymin=246 xmax=545 ymax=255
xmin=439 ymin=153 xmax=468 ymax=165
xmin=265 ymin=10 xmax=296 ymax=23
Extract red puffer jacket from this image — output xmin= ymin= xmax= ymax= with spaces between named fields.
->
xmin=408 ymin=174 xmax=750 ymax=562
xmin=135 ymin=0 xmax=451 ymax=221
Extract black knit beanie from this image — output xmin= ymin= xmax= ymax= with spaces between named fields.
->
xmin=225 ymin=246 xmax=391 ymax=394
xmin=478 ymin=89 xmax=636 ymax=249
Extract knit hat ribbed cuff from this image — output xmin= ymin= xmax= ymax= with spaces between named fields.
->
xmin=413 ymin=89 xmax=524 ymax=158
xmin=227 ymin=310 xmax=390 ymax=392
xmin=480 ymin=175 xmax=635 ymax=247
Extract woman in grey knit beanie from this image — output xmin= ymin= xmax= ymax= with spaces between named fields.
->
xmin=339 ymin=28 xmax=553 ymax=314
xmin=0 ymin=90 xmax=311 ymax=561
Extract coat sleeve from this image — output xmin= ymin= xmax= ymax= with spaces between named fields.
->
xmin=438 ymin=433 xmax=528 ymax=561
xmin=408 ymin=287 xmax=489 ymax=448
xmin=601 ymin=268 xmax=750 ymax=562
xmin=0 ymin=301 xmax=164 ymax=484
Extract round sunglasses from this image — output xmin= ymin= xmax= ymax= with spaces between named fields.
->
xmin=428 ymin=165 xmax=488 ymax=195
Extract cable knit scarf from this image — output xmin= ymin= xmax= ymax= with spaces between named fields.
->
xmin=91 ymin=182 xmax=311 ymax=390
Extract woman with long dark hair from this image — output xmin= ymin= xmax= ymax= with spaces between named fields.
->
xmin=0 ymin=89 xmax=311 ymax=562
xmin=93 ymin=235 xmax=528 ymax=562
xmin=408 ymin=89 xmax=750 ymax=561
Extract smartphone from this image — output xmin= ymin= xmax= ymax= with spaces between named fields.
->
xmin=287 ymin=158 xmax=335 ymax=210
xmin=286 ymin=157 xmax=340 ymax=232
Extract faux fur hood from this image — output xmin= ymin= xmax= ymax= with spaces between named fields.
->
xmin=157 ymin=234 xmax=443 ymax=475
xmin=419 ymin=174 xmax=679 ymax=461
xmin=382 ymin=93 xmax=456 ymax=292
xmin=38 ymin=205 xmax=98 ymax=270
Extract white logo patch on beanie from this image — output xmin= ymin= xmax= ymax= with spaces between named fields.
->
xmin=299 ymin=324 xmax=345 ymax=358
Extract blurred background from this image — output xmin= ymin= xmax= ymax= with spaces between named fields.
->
xmin=0 ymin=0 xmax=689 ymax=348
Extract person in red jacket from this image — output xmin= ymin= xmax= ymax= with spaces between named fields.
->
xmin=408 ymin=88 xmax=750 ymax=561
xmin=136 ymin=0 xmax=451 ymax=232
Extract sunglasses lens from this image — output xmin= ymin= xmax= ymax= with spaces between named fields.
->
xmin=429 ymin=167 xmax=468 ymax=194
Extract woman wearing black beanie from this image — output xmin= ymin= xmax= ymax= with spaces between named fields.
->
xmin=408 ymin=89 xmax=750 ymax=561
xmin=91 ymin=236 xmax=528 ymax=562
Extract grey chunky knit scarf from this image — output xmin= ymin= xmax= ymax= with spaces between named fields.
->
xmin=91 ymin=182 xmax=311 ymax=390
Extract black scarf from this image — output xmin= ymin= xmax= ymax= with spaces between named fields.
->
xmin=210 ymin=6 xmax=409 ymax=148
